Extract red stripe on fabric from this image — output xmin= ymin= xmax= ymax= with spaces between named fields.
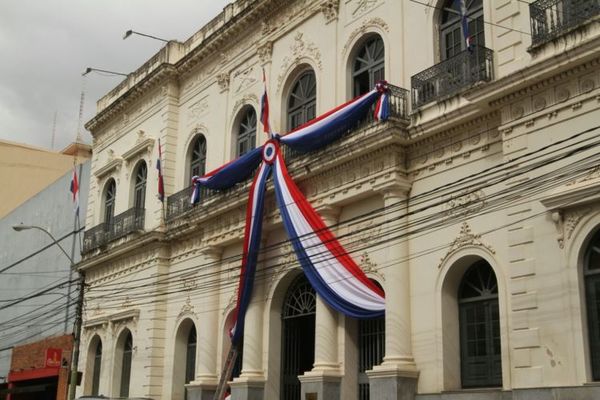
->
xmin=275 ymin=153 xmax=384 ymax=298
xmin=282 ymin=91 xmax=370 ymax=136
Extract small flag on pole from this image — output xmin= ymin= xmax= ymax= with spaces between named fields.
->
xmin=70 ymin=167 xmax=79 ymax=215
xmin=260 ymin=68 xmax=271 ymax=135
xmin=157 ymin=139 xmax=165 ymax=202
xmin=459 ymin=0 xmax=473 ymax=51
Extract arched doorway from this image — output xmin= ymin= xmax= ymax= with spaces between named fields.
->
xmin=281 ymin=274 xmax=316 ymax=400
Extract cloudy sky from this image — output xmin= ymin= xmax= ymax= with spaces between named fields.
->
xmin=0 ymin=0 xmax=230 ymax=151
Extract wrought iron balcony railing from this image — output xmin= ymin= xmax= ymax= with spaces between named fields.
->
xmin=82 ymin=223 xmax=107 ymax=253
xmin=166 ymin=83 xmax=409 ymax=222
xmin=411 ymin=46 xmax=494 ymax=109
xmin=82 ymin=207 xmax=145 ymax=253
xmin=106 ymin=207 xmax=145 ymax=242
xmin=530 ymin=0 xmax=600 ymax=47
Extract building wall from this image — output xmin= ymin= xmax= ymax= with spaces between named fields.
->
xmin=78 ymin=1 xmax=600 ymax=399
xmin=0 ymin=161 xmax=90 ymax=378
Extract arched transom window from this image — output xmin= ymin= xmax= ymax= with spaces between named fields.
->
xmin=458 ymin=260 xmax=502 ymax=388
xmin=237 ymin=108 xmax=257 ymax=157
xmin=287 ymin=71 xmax=317 ymax=131
xmin=585 ymin=229 xmax=600 ymax=380
xmin=353 ymin=35 xmax=385 ymax=97
xmin=440 ymin=0 xmax=484 ymax=60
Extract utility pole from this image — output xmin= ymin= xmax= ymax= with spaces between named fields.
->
xmin=67 ymin=272 xmax=85 ymax=400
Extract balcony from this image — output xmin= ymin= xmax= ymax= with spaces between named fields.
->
xmin=165 ymin=84 xmax=410 ymax=222
xmin=83 ymin=207 xmax=145 ymax=253
xmin=411 ymin=46 xmax=494 ymax=109
xmin=530 ymin=0 xmax=600 ymax=47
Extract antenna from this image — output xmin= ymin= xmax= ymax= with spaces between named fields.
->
xmin=51 ymin=111 xmax=57 ymax=150
xmin=76 ymin=76 xmax=87 ymax=143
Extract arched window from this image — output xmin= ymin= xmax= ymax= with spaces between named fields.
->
xmin=584 ymin=230 xmax=600 ymax=380
xmin=358 ymin=281 xmax=385 ymax=400
xmin=104 ymin=179 xmax=116 ymax=226
xmin=281 ymin=274 xmax=316 ymax=400
xmin=133 ymin=162 xmax=147 ymax=210
xmin=287 ymin=71 xmax=317 ymax=131
xmin=185 ymin=326 xmax=197 ymax=386
xmin=353 ymin=35 xmax=385 ymax=97
xmin=237 ymin=108 xmax=257 ymax=157
xmin=458 ymin=261 xmax=501 ymax=388
xmin=119 ymin=331 xmax=133 ymax=397
xmin=190 ymin=135 xmax=207 ymax=179
xmin=440 ymin=0 xmax=484 ymax=60
xmin=91 ymin=339 xmax=102 ymax=396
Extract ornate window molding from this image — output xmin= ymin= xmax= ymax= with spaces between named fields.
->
xmin=122 ymin=133 xmax=155 ymax=165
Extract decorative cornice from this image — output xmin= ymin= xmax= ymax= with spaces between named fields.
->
xmin=122 ymin=135 xmax=155 ymax=164
xmin=94 ymin=155 xmax=123 ymax=180
xmin=540 ymin=169 xmax=600 ymax=211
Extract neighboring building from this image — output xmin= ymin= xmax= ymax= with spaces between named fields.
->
xmin=77 ymin=1 xmax=600 ymax=400
xmin=0 ymin=158 xmax=90 ymax=399
xmin=0 ymin=140 xmax=91 ymax=218
xmin=4 ymin=335 xmax=73 ymax=400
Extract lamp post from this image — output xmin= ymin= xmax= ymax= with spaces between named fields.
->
xmin=12 ymin=224 xmax=84 ymax=400
xmin=82 ymin=67 xmax=128 ymax=77
xmin=123 ymin=29 xmax=170 ymax=43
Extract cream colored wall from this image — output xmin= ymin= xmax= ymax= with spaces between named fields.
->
xmin=78 ymin=0 xmax=600 ymax=399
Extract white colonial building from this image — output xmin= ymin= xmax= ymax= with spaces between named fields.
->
xmin=77 ymin=0 xmax=600 ymax=399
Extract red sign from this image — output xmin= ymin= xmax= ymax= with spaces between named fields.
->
xmin=45 ymin=348 xmax=62 ymax=368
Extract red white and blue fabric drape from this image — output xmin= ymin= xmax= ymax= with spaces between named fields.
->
xmin=189 ymin=83 xmax=390 ymax=345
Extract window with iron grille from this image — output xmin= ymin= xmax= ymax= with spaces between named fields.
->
xmin=287 ymin=71 xmax=317 ymax=131
xmin=358 ymin=281 xmax=385 ymax=400
xmin=353 ymin=35 xmax=385 ymax=97
xmin=585 ymin=229 xmax=600 ymax=380
xmin=458 ymin=261 xmax=502 ymax=388
xmin=104 ymin=179 xmax=116 ymax=226
xmin=190 ymin=135 xmax=207 ymax=179
xmin=91 ymin=339 xmax=102 ymax=396
xmin=237 ymin=108 xmax=257 ymax=157
xmin=440 ymin=0 xmax=484 ymax=60
xmin=134 ymin=162 xmax=147 ymax=210
xmin=120 ymin=331 xmax=133 ymax=397
xmin=281 ymin=274 xmax=316 ymax=400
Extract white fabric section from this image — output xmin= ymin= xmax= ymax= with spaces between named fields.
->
xmin=275 ymin=160 xmax=384 ymax=311
xmin=281 ymin=90 xmax=377 ymax=141
xmin=248 ymin=163 xmax=268 ymax=241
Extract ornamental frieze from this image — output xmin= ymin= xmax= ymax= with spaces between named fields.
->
xmin=277 ymin=32 xmax=322 ymax=93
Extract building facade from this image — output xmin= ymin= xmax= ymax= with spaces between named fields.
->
xmin=78 ymin=1 xmax=600 ymax=399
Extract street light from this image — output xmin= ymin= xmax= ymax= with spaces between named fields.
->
xmin=82 ymin=67 xmax=128 ymax=77
xmin=12 ymin=224 xmax=84 ymax=400
xmin=123 ymin=29 xmax=169 ymax=43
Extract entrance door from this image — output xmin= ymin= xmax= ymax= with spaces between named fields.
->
xmin=281 ymin=275 xmax=316 ymax=400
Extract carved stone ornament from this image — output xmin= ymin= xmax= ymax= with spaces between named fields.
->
xmin=178 ymin=296 xmax=196 ymax=319
xmin=277 ymin=32 xmax=323 ymax=92
xmin=352 ymin=0 xmax=380 ymax=17
xmin=550 ymin=208 xmax=590 ymax=249
xmin=343 ymin=17 xmax=390 ymax=55
xmin=438 ymin=222 xmax=495 ymax=268
xmin=216 ymin=72 xmax=230 ymax=92
xmin=257 ymin=41 xmax=274 ymax=64
xmin=443 ymin=189 xmax=486 ymax=217
xmin=320 ymin=0 xmax=340 ymax=23
xmin=359 ymin=252 xmax=383 ymax=280
xmin=230 ymin=94 xmax=259 ymax=122
xmin=233 ymin=66 xmax=258 ymax=93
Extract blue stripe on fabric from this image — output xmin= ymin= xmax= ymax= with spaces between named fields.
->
xmin=231 ymin=163 xmax=271 ymax=345
xmin=203 ymin=146 xmax=264 ymax=190
xmin=280 ymin=91 xmax=379 ymax=153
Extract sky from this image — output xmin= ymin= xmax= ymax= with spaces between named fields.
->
xmin=0 ymin=0 xmax=230 ymax=151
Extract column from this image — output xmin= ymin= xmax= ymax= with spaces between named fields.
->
xmin=187 ymin=246 xmax=222 ymax=400
xmin=367 ymin=182 xmax=418 ymax=400
xmin=300 ymin=206 xmax=343 ymax=400
xmin=231 ymin=240 xmax=267 ymax=400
